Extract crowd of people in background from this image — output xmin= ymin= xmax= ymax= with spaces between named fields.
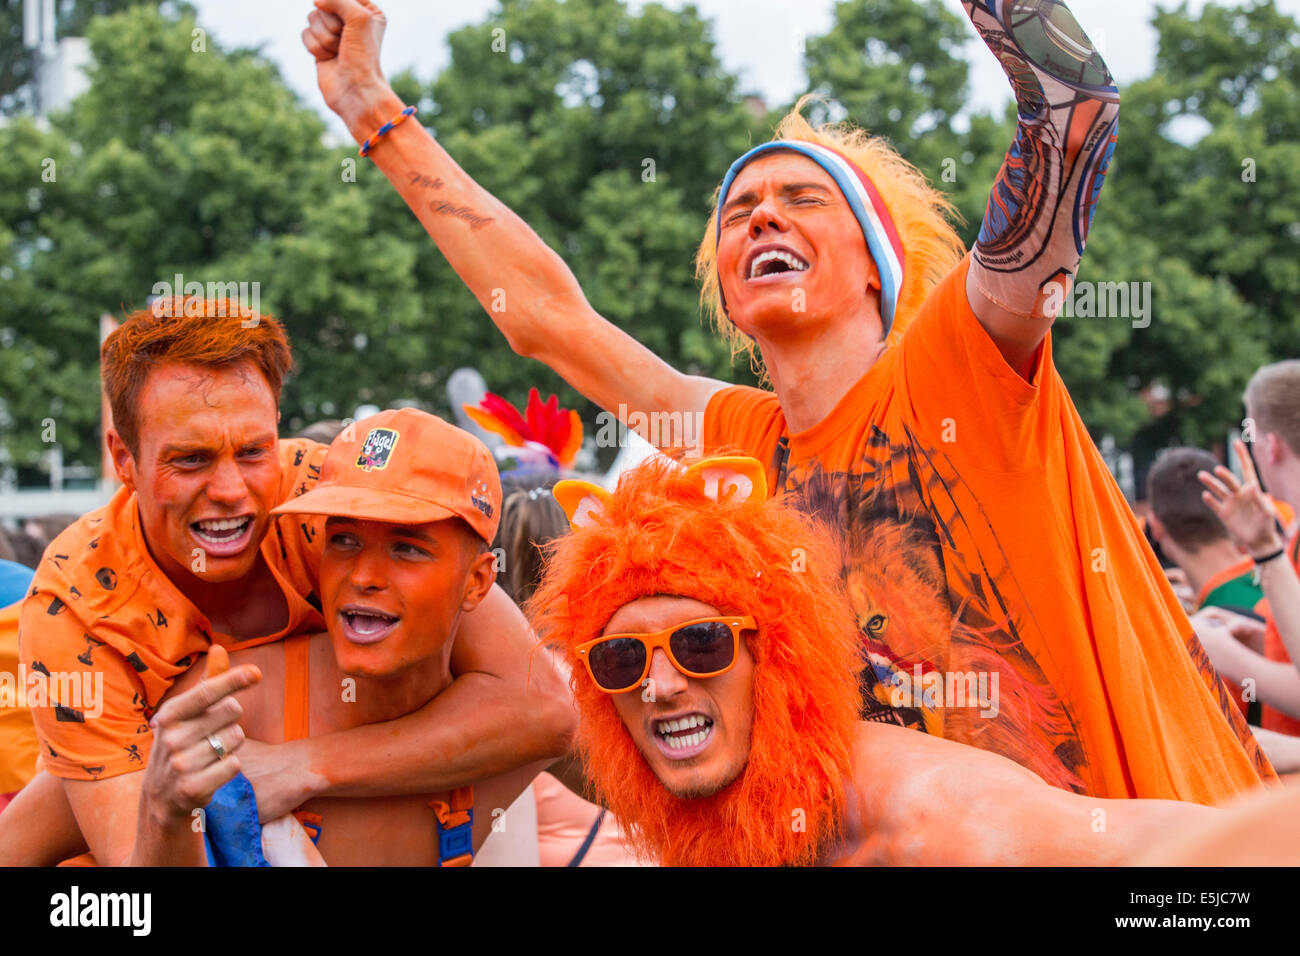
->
xmin=5 ymin=355 xmax=1300 ymax=862
xmin=1141 ymin=361 xmax=1300 ymax=776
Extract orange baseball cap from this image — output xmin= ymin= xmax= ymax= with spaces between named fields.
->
xmin=273 ymin=408 xmax=501 ymax=543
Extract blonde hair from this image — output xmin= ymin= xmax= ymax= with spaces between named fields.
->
xmin=694 ymin=95 xmax=965 ymax=372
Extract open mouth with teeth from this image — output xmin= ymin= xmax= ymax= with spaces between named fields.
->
xmin=748 ymin=249 xmax=810 ymax=280
xmin=654 ymin=713 xmax=715 ymax=756
xmin=190 ymin=516 xmax=254 ymax=556
xmin=339 ymin=607 xmax=401 ymax=645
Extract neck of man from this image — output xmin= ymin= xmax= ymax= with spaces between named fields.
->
xmin=138 ymin=515 xmax=287 ymax=639
xmin=1267 ymin=456 xmax=1300 ymax=537
xmin=752 ymin=303 xmax=888 ymax=435
xmin=1170 ymin=538 xmax=1251 ymax=600
xmin=343 ymin=643 xmax=456 ymax=728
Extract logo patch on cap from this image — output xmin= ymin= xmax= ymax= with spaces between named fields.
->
xmin=356 ymin=428 xmax=400 ymax=472
xmin=470 ymin=478 xmax=495 ymax=519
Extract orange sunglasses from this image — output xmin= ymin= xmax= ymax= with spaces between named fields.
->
xmin=575 ymin=616 xmax=757 ymax=694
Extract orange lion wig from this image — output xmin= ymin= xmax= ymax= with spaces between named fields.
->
xmin=530 ymin=456 xmax=863 ymax=866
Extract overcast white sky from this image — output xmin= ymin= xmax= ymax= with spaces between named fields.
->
xmin=191 ymin=0 xmax=1300 ymax=134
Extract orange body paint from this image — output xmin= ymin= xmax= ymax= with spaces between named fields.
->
xmin=715 ymin=153 xmax=880 ymax=343
xmin=320 ymin=517 xmax=492 ymax=680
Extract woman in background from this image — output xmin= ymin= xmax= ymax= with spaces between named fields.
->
xmin=494 ymin=476 xmax=644 ymax=867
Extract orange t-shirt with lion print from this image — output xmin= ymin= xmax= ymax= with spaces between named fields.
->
xmin=703 ymin=254 xmax=1271 ymax=803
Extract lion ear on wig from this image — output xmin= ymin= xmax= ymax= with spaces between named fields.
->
xmin=681 ymin=456 xmax=767 ymax=506
xmin=552 ymin=480 xmax=613 ymax=530
xmin=553 ymin=456 xmax=766 ymax=531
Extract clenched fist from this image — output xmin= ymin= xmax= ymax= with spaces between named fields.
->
xmin=303 ymin=0 xmax=399 ymax=139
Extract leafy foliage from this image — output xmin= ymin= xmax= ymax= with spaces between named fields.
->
xmin=1 ymin=0 xmax=1296 ymax=481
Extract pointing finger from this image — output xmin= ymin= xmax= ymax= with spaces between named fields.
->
xmin=156 ymin=665 xmax=261 ymax=725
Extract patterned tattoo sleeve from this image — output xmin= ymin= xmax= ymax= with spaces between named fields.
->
xmin=962 ymin=0 xmax=1120 ymax=318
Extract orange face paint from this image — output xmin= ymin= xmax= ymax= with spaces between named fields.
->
xmin=715 ymin=152 xmax=879 ymax=340
xmin=607 ymin=595 xmax=756 ymax=800
xmin=121 ymin=360 xmax=281 ymax=589
xmin=531 ymin=457 xmax=861 ymax=866
xmin=320 ymin=517 xmax=481 ymax=678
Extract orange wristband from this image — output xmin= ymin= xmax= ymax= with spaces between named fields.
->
xmin=359 ymin=105 xmax=417 ymax=158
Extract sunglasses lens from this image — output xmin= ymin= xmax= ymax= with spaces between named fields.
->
xmin=669 ymin=621 xmax=735 ymax=675
xmin=588 ymin=637 xmax=648 ymax=691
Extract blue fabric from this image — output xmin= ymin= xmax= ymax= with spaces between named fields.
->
xmin=0 ymin=559 xmax=34 ymax=609
xmin=203 ymin=773 xmax=271 ymax=867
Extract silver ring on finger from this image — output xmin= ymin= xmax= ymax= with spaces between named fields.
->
xmin=206 ymin=732 xmax=227 ymax=761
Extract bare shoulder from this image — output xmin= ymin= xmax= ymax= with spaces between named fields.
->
xmin=845 ymin=723 xmax=985 ymax=865
xmin=852 ymin=722 xmax=1217 ymax=865
xmin=854 ymin=720 xmax=1038 ymax=799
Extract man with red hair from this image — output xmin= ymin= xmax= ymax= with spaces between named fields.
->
xmin=305 ymin=0 xmax=1269 ymax=799
xmin=535 ymin=456 xmax=1212 ymax=866
xmin=12 ymin=300 xmax=570 ymax=866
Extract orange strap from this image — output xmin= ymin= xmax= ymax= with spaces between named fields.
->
xmin=429 ymin=785 xmax=475 ymax=867
xmin=283 ymin=633 xmax=312 ymax=742
xmin=292 ymin=810 xmax=324 ymax=844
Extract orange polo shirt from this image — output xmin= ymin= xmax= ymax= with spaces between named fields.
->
xmin=703 ymin=254 xmax=1271 ymax=803
xmin=0 ymin=600 xmax=40 ymax=795
xmin=18 ymin=439 xmax=328 ymax=781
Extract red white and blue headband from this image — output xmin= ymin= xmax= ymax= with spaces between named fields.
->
xmin=715 ymin=140 xmax=907 ymax=336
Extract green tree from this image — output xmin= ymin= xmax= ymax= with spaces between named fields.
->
xmin=0 ymin=0 xmax=766 ymax=474
xmin=1055 ymin=0 xmax=1298 ymax=453
xmin=0 ymin=3 xmax=325 ymax=475
xmin=802 ymin=0 xmax=970 ymax=152
xmin=413 ymin=0 xmax=764 ymax=415
xmin=800 ymin=0 xmax=1005 ymax=238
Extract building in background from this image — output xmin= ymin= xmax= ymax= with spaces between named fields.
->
xmin=23 ymin=0 xmax=92 ymax=118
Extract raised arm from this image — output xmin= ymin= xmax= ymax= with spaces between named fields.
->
xmin=304 ymin=0 xmax=723 ymax=446
xmin=961 ymin=0 xmax=1121 ymax=377
xmin=1200 ymin=438 xmax=1300 ymax=668
xmin=1189 ymin=608 xmax=1300 ymax=721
